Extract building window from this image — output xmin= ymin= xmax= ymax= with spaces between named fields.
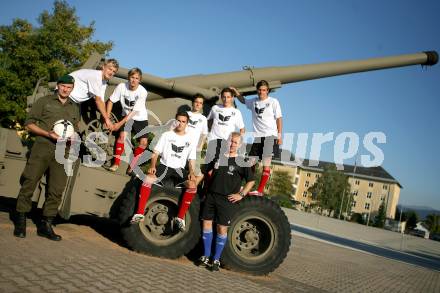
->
xmin=315 ymin=174 xmax=320 ymax=179
xmin=352 ymin=201 xmax=356 ymax=207
xmin=307 ymin=173 xmax=311 ymax=177
xmin=297 ymin=168 xmax=301 ymax=175
xmin=303 ymin=191 xmax=308 ymax=197
xmin=380 ymin=196 xmax=385 ymax=201
xmin=369 ymin=182 xmax=374 ymax=188
xmin=352 ymin=190 xmax=358 ymax=196
xmin=365 ymin=203 xmax=370 ymax=210
xmin=355 ymin=180 xmax=360 ymax=185
xmin=294 ymin=177 xmax=299 ymax=184
xmin=383 ymin=185 xmax=388 ymax=190
xmin=366 ymin=192 xmax=372 ymax=199
xmin=305 ymin=181 xmax=309 ymax=187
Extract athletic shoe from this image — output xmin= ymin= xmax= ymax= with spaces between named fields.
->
xmin=174 ymin=217 xmax=186 ymax=231
xmin=108 ymin=165 xmax=119 ymax=172
xmin=248 ymin=190 xmax=263 ymax=196
xmin=131 ymin=214 xmax=144 ymax=223
xmin=196 ymin=256 xmax=210 ymax=268
xmin=211 ymin=260 xmax=221 ymax=272
xmin=126 ymin=166 xmax=133 ymax=175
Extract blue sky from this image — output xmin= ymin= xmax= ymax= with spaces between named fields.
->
xmin=1 ymin=0 xmax=439 ymax=209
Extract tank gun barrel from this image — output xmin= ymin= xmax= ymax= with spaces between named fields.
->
xmin=114 ymin=68 xmax=216 ymax=99
xmin=174 ymin=51 xmax=438 ymax=95
xmin=113 ymin=51 xmax=437 ymax=99
xmin=249 ymin=51 xmax=438 ymax=84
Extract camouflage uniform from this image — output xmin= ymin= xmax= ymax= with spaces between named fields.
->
xmin=16 ymin=94 xmax=80 ymax=217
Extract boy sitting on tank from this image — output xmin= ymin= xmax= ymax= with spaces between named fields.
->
xmin=131 ymin=111 xmax=204 ymax=232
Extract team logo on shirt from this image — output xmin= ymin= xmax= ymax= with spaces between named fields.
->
xmin=227 ymin=165 xmax=235 ymax=175
xmin=171 ymin=142 xmax=190 ymax=158
xmin=254 ymin=105 xmax=266 ymax=118
xmin=123 ymin=95 xmax=138 ymax=111
xmin=171 ymin=144 xmax=185 ymax=158
xmin=188 ymin=118 xmax=198 ymax=127
xmin=218 ymin=113 xmax=231 ymax=125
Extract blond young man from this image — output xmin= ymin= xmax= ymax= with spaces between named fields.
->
xmin=106 ymin=68 xmax=149 ymax=173
xmin=69 ymin=59 xmax=119 ymax=131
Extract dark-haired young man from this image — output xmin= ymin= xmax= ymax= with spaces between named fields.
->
xmin=131 ymin=112 xmax=203 ymax=231
xmin=233 ymin=80 xmax=283 ymax=196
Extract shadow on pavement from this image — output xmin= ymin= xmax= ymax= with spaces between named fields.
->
xmin=292 ymin=224 xmax=440 ymax=271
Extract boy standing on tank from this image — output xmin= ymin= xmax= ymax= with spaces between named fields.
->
xmin=232 ymin=80 xmax=282 ymax=196
xmin=106 ymin=67 xmax=149 ymax=174
xmin=197 ymin=132 xmax=255 ymax=271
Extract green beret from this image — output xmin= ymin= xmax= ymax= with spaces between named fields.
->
xmin=57 ymin=74 xmax=75 ymax=84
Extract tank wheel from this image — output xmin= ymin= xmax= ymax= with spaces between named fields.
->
xmin=221 ymin=196 xmax=291 ymax=275
xmin=119 ymin=182 xmax=201 ymax=259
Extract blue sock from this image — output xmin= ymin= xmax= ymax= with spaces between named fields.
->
xmin=213 ymin=234 xmax=228 ymax=261
xmin=202 ymin=229 xmax=213 ymax=257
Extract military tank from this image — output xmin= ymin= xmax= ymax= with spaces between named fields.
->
xmin=0 ymin=50 xmax=437 ymax=275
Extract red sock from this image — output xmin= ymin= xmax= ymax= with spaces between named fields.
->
xmin=113 ymin=141 xmax=125 ymax=166
xmin=136 ymin=182 xmax=152 ymax=214
xmin=257 ymin=169 xmax=271 ymax=193
xmin=130 ymin=146 xmax=146 ymax=169
xmin=177 ymin=188 xmax=197 ymax=219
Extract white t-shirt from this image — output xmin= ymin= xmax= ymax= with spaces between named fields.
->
xmin=69 ymin=69 xmax=107 ymax=103
xmin=154 ymin=130 xmax=196 ymax=169
xmin=186 ymin=111 xmax=208 ymax=142
xmin=207 ymin=105 xmax=245 ymax=141
xmin=245 ymin=97 xmax=282 ymax=137
xmin=109 ymin=82 xmax=148 ymax=121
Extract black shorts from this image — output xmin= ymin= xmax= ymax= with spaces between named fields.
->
xmin=155 ymin=163 xmax=188 ymax=186
xmin=201 ymin=192 xmax=238 ymax=226
xmin=249 ymin=136 xmax=280 ymax=159
xmin=131 ymin=120 xmax=149 ymax=139
xmin=204 ymin=139 xmax=227 ymax=166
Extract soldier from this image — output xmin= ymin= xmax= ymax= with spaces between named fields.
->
xmin=106 ymin=67 xmax=149 ymax=174
xmin=132 ymin=112 xmax=204 ymax=232
xmin=197 ymin=132 xmax=255 ymax=271
xmin=233 ymin=80 xmax=283 ymax=196
xmin=13 ymin=75 xmax=80 ymax=241
xmin=69 ymin=58 xmax=119 ymax=131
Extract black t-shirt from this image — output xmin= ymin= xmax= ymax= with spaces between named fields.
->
xmin=207 ymin=155 xmax=255 ymax=196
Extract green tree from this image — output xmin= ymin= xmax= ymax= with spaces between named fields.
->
xmin=373 ymin=202 xmax=386 ymax=228
xmin=266 ymin=169 xmax=294 ymax=208
xmin=425 ymin=213 xmax=440 ymax=233
xmin=406 ymin=211 xmax=419 ymax=231
xmin=308 ymin=164 xmax=351 ymax=217
xmin=0 ymin=0 xmax=113 ymax=128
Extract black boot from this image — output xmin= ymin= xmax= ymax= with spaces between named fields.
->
xmin=37 ymin=217 xmax=62 ymax=241
xmin=13 ymin=212 xmax=26 ymax=238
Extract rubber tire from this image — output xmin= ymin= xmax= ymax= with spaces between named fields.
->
xmin=119 ymin=182 xmax=201 ymax=259
xmin=221 ymin=196 xmax=291 ymax=275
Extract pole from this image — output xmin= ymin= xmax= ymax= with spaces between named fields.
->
xmin=345 ymin=158 xmax=358 ymax=220
xmin=338 ymin=188 xmax=345 ymax=220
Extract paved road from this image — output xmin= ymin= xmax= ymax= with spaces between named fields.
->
xmin=1 ymin=208 xmax=439 ymax=292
